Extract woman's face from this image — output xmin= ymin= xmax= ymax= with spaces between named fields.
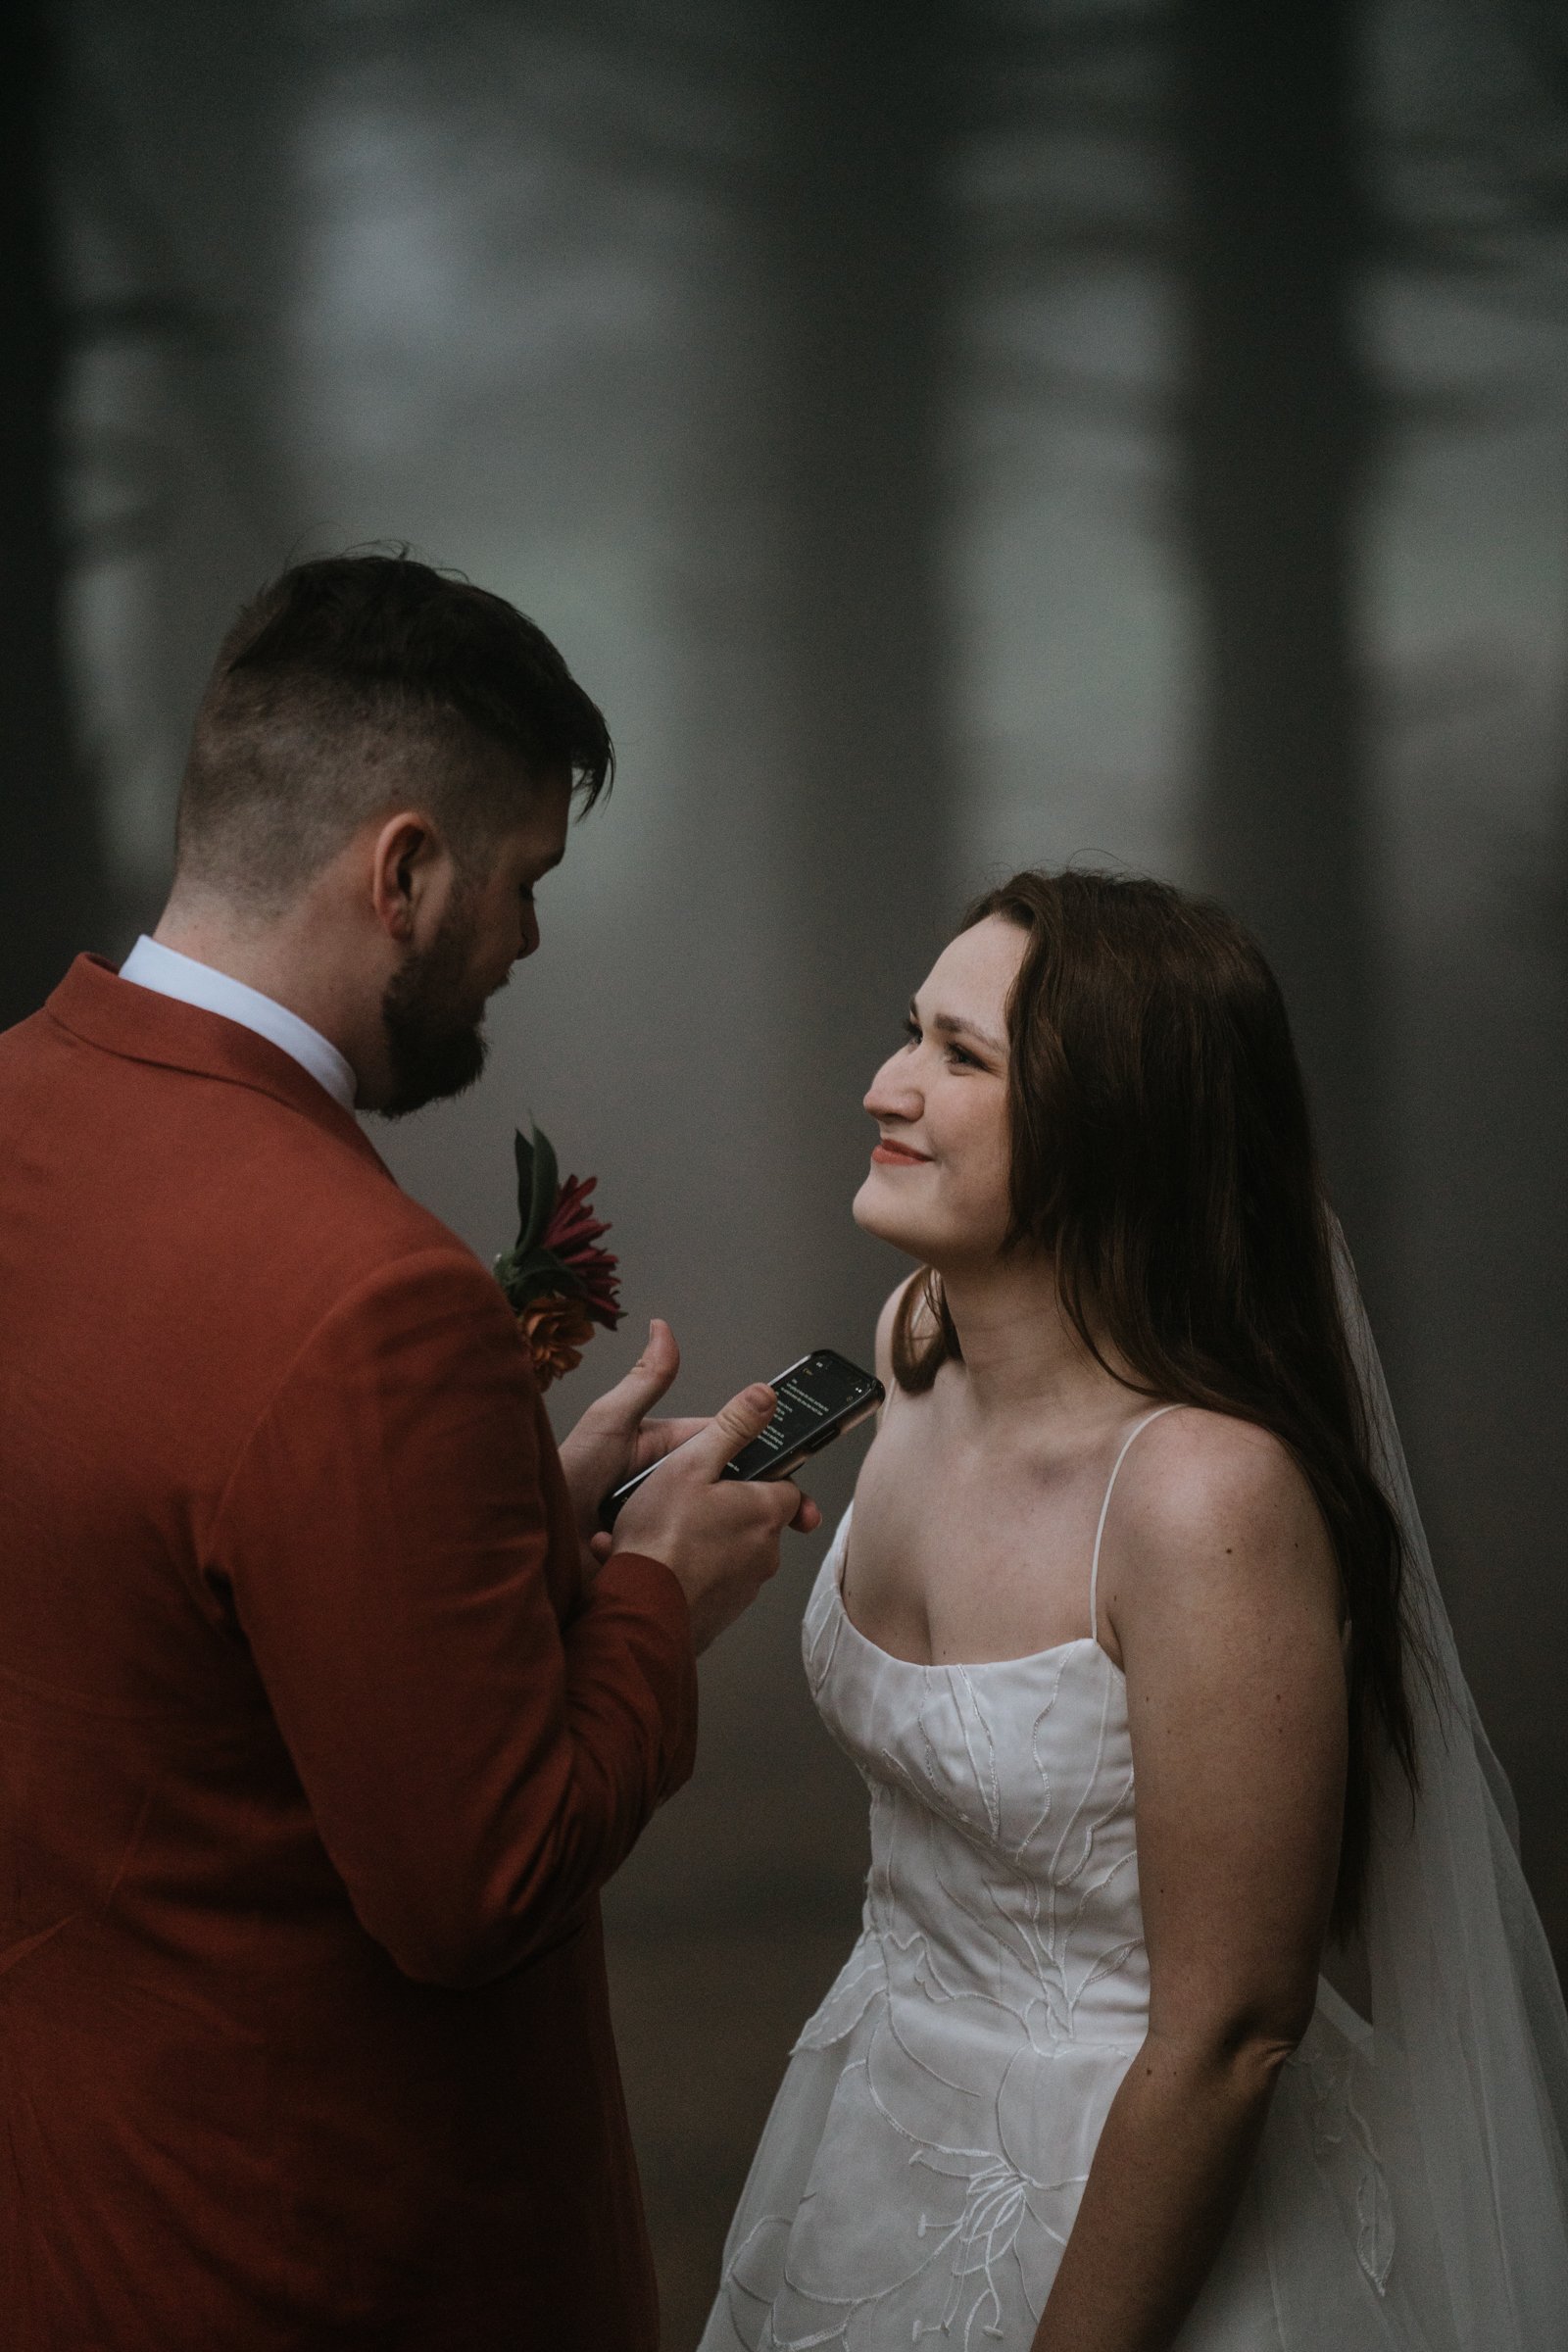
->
xmin=853 ymin=914 xmax=1025 ymax=1267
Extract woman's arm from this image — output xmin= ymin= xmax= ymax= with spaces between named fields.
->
xmin=1031 ymin=1411 xmax=1348 ymax=2352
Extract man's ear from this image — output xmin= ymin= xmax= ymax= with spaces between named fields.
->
xmin=368 ymin=811 xmax=444 ymax=944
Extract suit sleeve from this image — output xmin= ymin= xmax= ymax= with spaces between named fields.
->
xmin=206 ymin=1246 xmax=698 ymax=1988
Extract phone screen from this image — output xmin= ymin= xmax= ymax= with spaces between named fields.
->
xmin=724 ymin=1350 xmax=878 ymax=1480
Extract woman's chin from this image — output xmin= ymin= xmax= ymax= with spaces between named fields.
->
xmin=852 ymin=1173 xmax=928 ymax=1254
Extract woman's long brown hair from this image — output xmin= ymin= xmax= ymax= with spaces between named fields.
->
xmin=891 ymin=869 xmax=1420 ymax=1936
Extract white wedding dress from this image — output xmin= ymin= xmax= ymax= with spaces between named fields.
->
xmin=701 ymin=1299 xmax=1568 ymax=2351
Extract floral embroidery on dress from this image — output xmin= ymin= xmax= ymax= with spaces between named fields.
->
xmin=1298 ymin=2033 xmax=1396 ymax=2294
xmin=704 ymin=1512 xmax=1409 ymax=2350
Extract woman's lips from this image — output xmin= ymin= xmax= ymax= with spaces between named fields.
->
xmin=872 ymin=1141 xmax=931 ymax=1166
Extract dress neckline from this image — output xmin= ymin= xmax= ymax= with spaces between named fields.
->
xmin=829 ymin=1505 xmax=1124 ymax=1680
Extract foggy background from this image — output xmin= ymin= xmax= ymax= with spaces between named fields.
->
xmin=6 ymin=0 xmax=1566 ymax=2339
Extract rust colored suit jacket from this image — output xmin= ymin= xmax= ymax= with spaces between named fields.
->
xmin=0 ymin=956 xmax=698 ymax=2351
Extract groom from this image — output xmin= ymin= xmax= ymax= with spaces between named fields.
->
xmin=0 ymin=554 xmax=816 ymax=2351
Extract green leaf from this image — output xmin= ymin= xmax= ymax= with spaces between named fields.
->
xmin=513 ymin=1127 xmax=534 ymax=1233
xmin=513 ymin=1122 xmax=560 ymax=1256
xmin=493 ymin=1243 xmax=586 ymax=1314
xmin=516 ymin=1246 xmax=585 ymax=1294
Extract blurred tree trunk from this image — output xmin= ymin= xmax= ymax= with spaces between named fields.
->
xmin=1507 ymin=0 xmax=1568 ymax=965
xmin=1173 ymin=0 xmax=1382 ymax=1265
xmin=62 ymin=0 xmax=299 ymax=933
xmin=0 ymin=6 xmax=105 ymax=1026
xmin=762 ymin=0 xmax=957 ymax=1348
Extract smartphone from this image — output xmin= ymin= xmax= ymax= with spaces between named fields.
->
xmin=599 ymin=1348 xmax=884 ymax=1532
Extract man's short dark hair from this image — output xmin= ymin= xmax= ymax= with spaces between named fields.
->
xmin=175 ymin=553 xmax=613 ymax=907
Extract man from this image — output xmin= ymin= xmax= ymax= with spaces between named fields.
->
xmin=0 ymin=554 xmax=816 ymax=2350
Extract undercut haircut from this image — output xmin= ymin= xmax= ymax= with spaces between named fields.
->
xmin=174 ymin=553 xmax=613 ymax=909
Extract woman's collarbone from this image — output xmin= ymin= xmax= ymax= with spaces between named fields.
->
xmin=848 ymin=1455 xmax=1106 ymax=1662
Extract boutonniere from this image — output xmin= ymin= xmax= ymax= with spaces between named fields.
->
xmin=494 ymin=1123 xmax=623 ymax=1391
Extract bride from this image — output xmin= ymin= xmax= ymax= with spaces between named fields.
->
xmin=702 ymin=870 xmax=1568 ymax=2351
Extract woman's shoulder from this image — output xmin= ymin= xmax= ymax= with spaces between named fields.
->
xmin=1124 ymin=1403 xmax=1309 ymax=1510
xmin=1108 ymin=1404 xmax=1335 ymax=1613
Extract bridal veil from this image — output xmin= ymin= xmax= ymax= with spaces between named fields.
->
xmin=1326 ymin=1229 xmax=1568 ymax=2347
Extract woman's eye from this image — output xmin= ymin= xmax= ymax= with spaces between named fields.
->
xmin=903 ymin=1018 xmax=980 ymax=1069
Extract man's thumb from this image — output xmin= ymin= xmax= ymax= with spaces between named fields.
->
xmin=605 ymin=1318 xmax=680 ymax=1419
xmin=695 ymin=1383 xmax=776 ymax=1473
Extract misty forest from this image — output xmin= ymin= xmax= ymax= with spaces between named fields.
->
xmin=6 ymin=0 xmax=1567 ymax=2334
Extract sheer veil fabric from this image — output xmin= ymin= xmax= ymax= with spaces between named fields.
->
xmin=1329 ymin=1227 xmax=1568 ymax=2347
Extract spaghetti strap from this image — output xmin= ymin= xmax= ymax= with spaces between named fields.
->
xmin=1088 ymin=1406 xmax=1181 ymax=1640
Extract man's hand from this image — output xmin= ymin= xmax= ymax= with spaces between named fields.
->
xmin=606 ymin=1383 xmax=821 ymax=1653
xmin=557 ymin=1319 xmax=707 ymax=1553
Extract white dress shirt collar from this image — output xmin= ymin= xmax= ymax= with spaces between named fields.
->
xmin=118 ymin=936 xmax=359 ymax=1111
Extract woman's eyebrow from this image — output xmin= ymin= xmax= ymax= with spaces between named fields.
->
xmin=909 ymin=998 xmax=1005 ymax=1054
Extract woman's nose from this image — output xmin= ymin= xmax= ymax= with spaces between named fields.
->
xmin=864 ymin=1052 xmax=919 ymax=1119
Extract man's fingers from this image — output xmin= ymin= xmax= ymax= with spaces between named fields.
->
xmin=789 ymin=1492 xmax=822 ymax=1535
xmin=762 ymin=1479 xmax=812 ymax=1532
xmin=638 ymin=1415 xmax=710 ymax=1463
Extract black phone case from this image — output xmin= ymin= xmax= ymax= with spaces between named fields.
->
xmin=599 ymin=1348 xmax=882 ymax=1533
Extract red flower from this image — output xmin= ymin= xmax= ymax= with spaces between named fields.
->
xmin=541 ymin=1174 xmax=622 ymax=1330
xmin=494 ymin=1126 xmax=624 ymax=1384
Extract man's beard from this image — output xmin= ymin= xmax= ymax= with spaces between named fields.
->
xmin=377 ymin=891 xmax=492 ymax=1118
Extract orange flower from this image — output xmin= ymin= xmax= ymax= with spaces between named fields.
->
xmin=515 ymin=1291 xmax=596 ymax=1391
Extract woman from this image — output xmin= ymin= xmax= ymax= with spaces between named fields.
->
xmin=702 ymin=871 xmax=1568 ymax=2351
